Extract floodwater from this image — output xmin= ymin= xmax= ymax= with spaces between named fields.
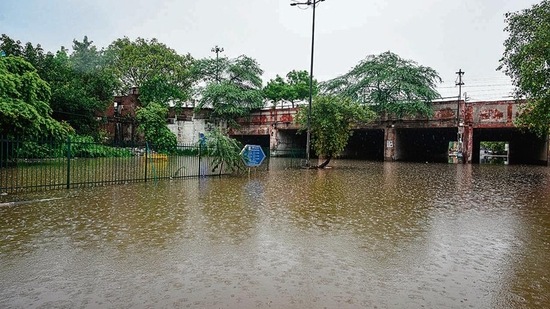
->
xmin=1 ymin=159 xmax=549 ymax=308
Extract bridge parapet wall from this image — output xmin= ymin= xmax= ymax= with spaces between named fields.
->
xmin=371 ymin=101 xmax=460 ymax=129
xmin=467 ymin=100 xmax=522 ymax=128
xmin=235 ymin=100 xmax=524 ymax=132
xmin=230 ymin=108 xmax=300 ymax=136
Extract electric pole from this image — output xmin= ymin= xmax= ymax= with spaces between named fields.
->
xmin=456 ymin=69 xmax=464 ymax=122
xmin=290 ymin=0 xmax=325 ymax=168
xmin=211 ymin=45 xmax=224 ymax=82
xmin=456 ymin=69 xmax=465 ymax=162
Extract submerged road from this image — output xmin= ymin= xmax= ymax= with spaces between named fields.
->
xmin=1 ymin=159 xmax=549 ymax=308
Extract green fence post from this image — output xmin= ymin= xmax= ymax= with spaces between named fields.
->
xmin=144 ymin=142 xmax=148 ymax=182
xmin=66 ymin=136 xmax=71 ymax=189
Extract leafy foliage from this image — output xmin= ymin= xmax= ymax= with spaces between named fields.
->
xmin=296 ymin=95 xmax=375 ymax=167
xmin=194 ymin=55 xmax=264 ymax=125
xmin=321 ymin=51 xmax=441 ymax=117
xmin=0 ymin=34 xmax=47 ymax=71
xmin=106 ymin=37 xmax=194 ymax=106
xmin=263 ymin=75 xmax=289 ymax=106
xmin=498 ymin=1 xmax=550 ymax=136
xmin=15 ymin=140 xmax=64 ymax=159
xmin=68 ymin=135 xmax=133 ymax=158
xmin=204 ymin=128 xmax=245 ymax=175
xmin=480 ymin=141 xmax=507 ymax=154
xmin=14 ymin=134 xmax=133 ymax=159
xmin=135 ymin=103 xmax=177 ymax=153
xmin=0 ymin=56 xmax=70 ymax=139
xmin=264 ymin=70 xmax=318 ymax=108
xmin=1 ymin=35 xmax=118 ymax=137
xmin=0 ymin=34 xmax=23 ymax=56
xmin=49 ymin=37 xmax=117 ymax=137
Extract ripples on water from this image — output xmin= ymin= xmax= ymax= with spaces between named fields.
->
xmin=1 ymin=160 xmax=549 ymax=308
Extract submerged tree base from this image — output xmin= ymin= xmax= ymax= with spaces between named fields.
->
xmin=301 ymin=156 xmax=332 ymax=169
xmin=317 ymin=156 xmax=331 ymax=169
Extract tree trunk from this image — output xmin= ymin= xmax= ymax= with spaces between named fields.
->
xmin=317 ymin=155 xmax=332 ymax=169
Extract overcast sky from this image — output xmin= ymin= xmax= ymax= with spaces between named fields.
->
xmin=0 ymin=0 xmax=540 ymax=100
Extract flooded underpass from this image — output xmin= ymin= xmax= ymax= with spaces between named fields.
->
xmin=1 ymin=159 xmax=550 ymax=308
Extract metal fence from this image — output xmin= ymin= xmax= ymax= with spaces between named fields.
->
xmin=0 ymin=136 xmax=228 ymax=194
xmin=0 ymin=135 xmax=308 ymax=195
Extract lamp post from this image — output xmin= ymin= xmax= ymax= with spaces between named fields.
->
xmin=211 ymin=45 xmax=224 ymax=82
xmin=291 ymin=0 xmax=324 ymax=168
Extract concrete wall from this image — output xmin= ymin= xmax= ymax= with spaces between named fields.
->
xmin=270 ymin=129 xmax=305 ymax=157
xmin=384 ymin=127 xmax=397 ymax=161
xmin=167 ymin=118 xmax=208 ymax=145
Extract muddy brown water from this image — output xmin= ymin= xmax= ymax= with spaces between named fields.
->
xmin=1 ymin=159 xmax=549 ymax=308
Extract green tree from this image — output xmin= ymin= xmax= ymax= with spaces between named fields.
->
xmin=0 ymin=35 xmax=45 ymax=71
xmin=498 ymin=1 xmax=550 ymax=136
xmin=106 ymin=37 xmax=194 ymax=107
xmin=0 ymin=34 xmax=23 ymax=56
xmin=135 ymin=102 xmax=176 ymax=153
xmin=1 ymin=35 xmax=118 ymax=138
xmin=47 ymin=37 xmax=117 ymax=137
xmin=264 ymin=70 xmax=318 ymax=108
xmin=263 ymin=75 xmax=289 ymax=108
xmin=194 ymin=55 xmax=264 ymax=126
xmin=322 ymin=51 xmax=441 ymax=117
xmin=0 ymin=56 xmax=70 ymax=139
xmin=480 ymin=141 xmax=507 ymax=154
xmin=204 ymin=127 xmax=244 ymax=175
xmin=287 ymin=70 xmax=318 ymax=103
xmin=296 ymin=95 xmax=375 ymax=168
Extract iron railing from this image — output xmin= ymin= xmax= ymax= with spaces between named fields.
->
xmin=0 ymin=136 xmax=220 ymax=194
xmin=0 ymin=136 xmax=309 ymax=195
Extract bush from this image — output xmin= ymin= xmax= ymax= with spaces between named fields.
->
xmin=67 ymin=135 xmax=133 ymax=158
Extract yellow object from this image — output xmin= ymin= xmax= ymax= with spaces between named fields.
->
xmin=148 ymin=153 xmax=168 ymax=161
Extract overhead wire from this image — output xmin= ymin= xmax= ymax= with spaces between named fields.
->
xmin=436 ymin=74 xmax=516 ymax=100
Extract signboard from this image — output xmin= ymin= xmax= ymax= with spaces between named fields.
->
xmin=448 ymin=141 xmax=463 ymax=164
xmin=198 ymin=133 xmax=206 ymax=146
xmin=240 ymin=144 xmax=266 ymax=167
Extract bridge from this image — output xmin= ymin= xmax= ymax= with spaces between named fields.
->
xmin=230 ymin=99 xmax=550 ymax=165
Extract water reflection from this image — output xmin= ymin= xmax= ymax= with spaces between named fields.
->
xmin=1 ymin=159 xmax=549 ymax=308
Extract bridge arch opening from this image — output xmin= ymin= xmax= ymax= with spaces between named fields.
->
xmin=344 ymin=129 xmax=385 ymax=160
xmin=395 ymin=128 xmax=457 ymax=163
xmin=472 ymin=128 xmax=548 ymax=165
xmin=270 ymin=129 xmax=307 ymax=157
xmin=479 ymin=141 xmax=509 ymax=165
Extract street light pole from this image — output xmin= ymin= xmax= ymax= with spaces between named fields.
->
xmin=211 ymin=45 xmax=224 ymax=82
xmin=291 ymin=0 xmax=324 ymax=168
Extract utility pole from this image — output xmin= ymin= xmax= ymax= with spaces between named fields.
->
xmin=456 ymin=69 xmax=465 ymax=162
xmin=211 ymin=45 xmax=224 ymax=82
xmin=291 ymin=0 xmax=325 ymax=168
xmin=456 ymin=69 xmax=464 ymax=122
